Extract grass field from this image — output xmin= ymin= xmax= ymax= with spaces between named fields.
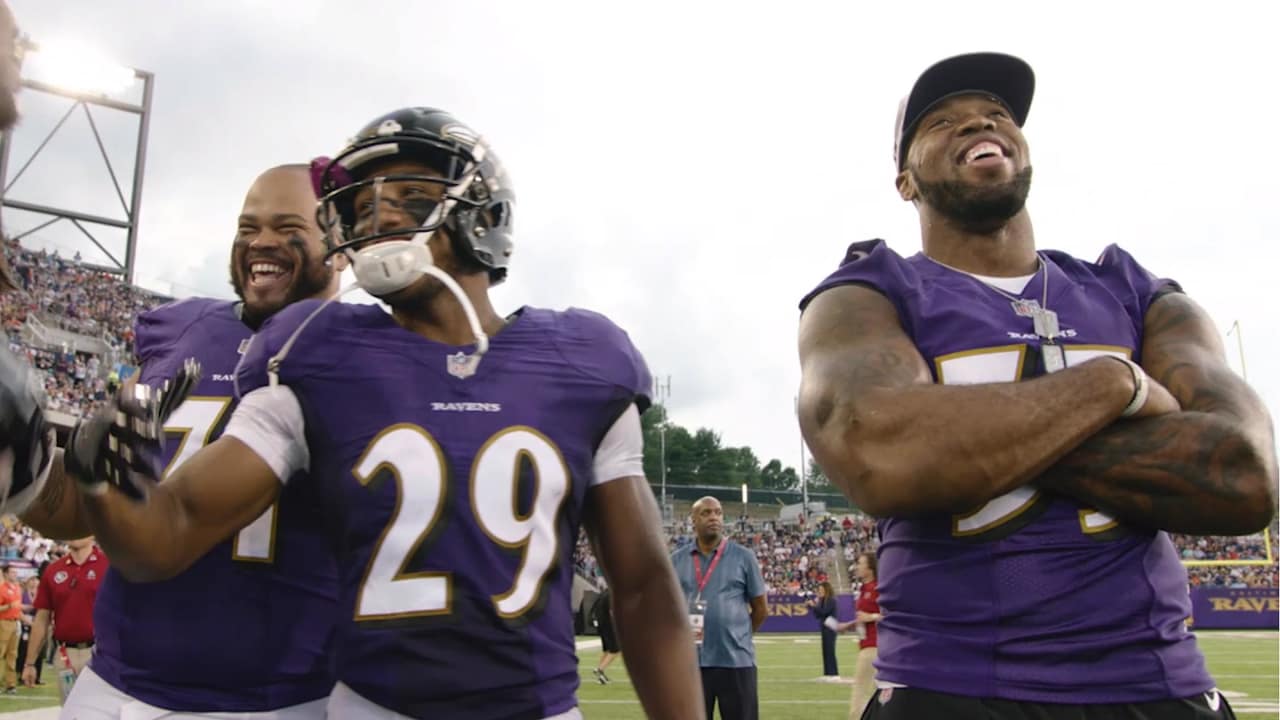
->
xmin=575 ymin=631 xmax=1280 ymax=720
xmin=0 ymin=631 xmax=1273 ymax=718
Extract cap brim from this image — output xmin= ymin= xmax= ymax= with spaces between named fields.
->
xmin=896 ymin=52 xmax=1035 ymax=169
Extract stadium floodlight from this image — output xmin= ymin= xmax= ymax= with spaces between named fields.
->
xmin=0 ymin=35 xmax=153 ymax=283
xmin=741 ymin=483 xmax=748 ymax=505
xmin=19 ymin=37 xmax=137 ymax=96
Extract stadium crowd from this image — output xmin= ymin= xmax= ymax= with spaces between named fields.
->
xmin=1 ymin=238 xmax=1276 ymax=593
xmin=2 ymin=240 xmax=169 ymax=417
xmin=581 ymin=512 xmax=1280 ymax=594
xmin=0 ymin=521 xmax=64 ymax=566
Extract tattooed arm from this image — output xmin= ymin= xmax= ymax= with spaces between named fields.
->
xmin=1039 ymin=293 xmax=1278 ymax=535
xmin=797 ymin=284 xmax=1171 ymax=517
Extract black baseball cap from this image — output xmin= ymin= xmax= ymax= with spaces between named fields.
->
xmin=894 ymin=52 xmax=1035 ymax=171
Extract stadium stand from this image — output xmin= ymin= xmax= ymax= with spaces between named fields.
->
xmin=2 ymin=239 xmax=170 ymax=429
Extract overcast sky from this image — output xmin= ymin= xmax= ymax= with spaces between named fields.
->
xmin=6 ymin=0 xmax=1277 ymax=473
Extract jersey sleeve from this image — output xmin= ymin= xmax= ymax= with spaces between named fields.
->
xmin=134 ymin=298 xmax=218 ymax=368
xmin=1094 ymin=244 xmax=1183 ymax=317
xmin=798 ymin=239 xmax=918 ymax=318
xmin=556 ymin=308 xmax=654 ymax=412
xmin=222 ymin=385 xmax=310 ymax=483
xmin=591 ymin=404 xmax=643 ymax=485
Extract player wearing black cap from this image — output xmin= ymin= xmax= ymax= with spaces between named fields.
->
xmin=798 ymin=52 xmax=1274 ymax=720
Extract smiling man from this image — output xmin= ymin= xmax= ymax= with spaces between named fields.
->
xmin=23 ymin=164 xmax=344 ymax=718
xmin=62 ymin=108 xmax=703 ymax=720
xmin=229 ymin=166 xmax=338 ymax=328
xmin=797 ymin=52 xmax=1275 ymax=719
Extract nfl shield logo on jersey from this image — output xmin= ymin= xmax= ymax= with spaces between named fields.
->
xmin=447 ymin=352 xmax=480 ymax=379
xmin=1010 ymin=298 xmax=1041 ymax=317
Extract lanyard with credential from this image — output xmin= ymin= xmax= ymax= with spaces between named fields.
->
xmin=693 ymin=539 xmax=727 ymax=604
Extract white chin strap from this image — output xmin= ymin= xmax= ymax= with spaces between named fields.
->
xmin=259 ymin=233 xmax=490 ymax=390
xmin=343 ymin=238 xmax=489 ymax=358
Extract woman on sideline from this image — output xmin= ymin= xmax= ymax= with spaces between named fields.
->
xmin=809 ymin=581 xmax=840 ymax=678
xmin=838 ymin=552 xmax=881 ymax=718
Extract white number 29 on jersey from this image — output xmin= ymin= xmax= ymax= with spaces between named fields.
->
xmin=935 ymin=345 xmax=1122 ymax=540
xmin=352 ymin=424 xmax=569 ymax=622
xmin=162 ymin=397 xmax=278 ymax=563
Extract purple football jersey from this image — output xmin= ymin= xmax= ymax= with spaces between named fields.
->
xmin=799 ymin=240 xmax=1213 ymax=704
xmin=236 ymin=301 xmax=652 ymax=720
xmin=91 ymin=299 xmax=340 ymax=711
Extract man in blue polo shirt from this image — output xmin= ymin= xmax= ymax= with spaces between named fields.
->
xmin=672 ymin=496 xmax=768 ymax=720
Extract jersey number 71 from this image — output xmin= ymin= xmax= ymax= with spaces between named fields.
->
xmin=162 ymin=397 xmax=277 ymax=562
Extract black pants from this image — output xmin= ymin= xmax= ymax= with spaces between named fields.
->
xmin=861 ymin=686 xmax=1237 ymax=720
xmin=701 ymin=666 xmax=758 ymax=720
xmin=819 ymin=627 xmax=839 ymax=676
xmin=14 ymin=631 xmax=40 ymax=683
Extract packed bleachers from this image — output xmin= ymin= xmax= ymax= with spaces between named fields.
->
xmin=2 ymin=239 xmax=170 ymax=417
xmin=1 ymin=520 xmax=66 ymax=564
xmin=665 ymin=515 xmax=840 ymax=596
xmin=575 ymin=512 xmax=1279 ymax=594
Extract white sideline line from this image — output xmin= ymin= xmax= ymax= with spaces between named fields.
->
xmin=0 ymin=708 xmax=59 ymax=719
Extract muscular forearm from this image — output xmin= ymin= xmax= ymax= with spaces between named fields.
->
xmin=18 ymin=454 xmax=92 ymax=541
xmin=82 ymin=485 xmax=193 ymax=582
xmin=612 ymin=566 xmax=704 ymax=719
xmin=809 ymin=357 xmax=1133 ymax=516
xmin=1039 ymin=411 xmax=1277 ymax=534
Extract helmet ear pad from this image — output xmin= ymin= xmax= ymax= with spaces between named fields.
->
xmin=444 ymin=197 xmax=513 ymax=284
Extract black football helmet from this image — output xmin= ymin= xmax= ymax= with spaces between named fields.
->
xmin=313 ymin=107 xmax=515 ymax=284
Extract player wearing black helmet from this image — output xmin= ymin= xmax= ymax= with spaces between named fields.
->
xmin=72 ymin=108 xmax=705 ymax=720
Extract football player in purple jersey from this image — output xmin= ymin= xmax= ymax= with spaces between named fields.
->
xmin=797 ymin=52 xmax=1276 ymax=719
xmin=19 ymin=165 xmax=343 ymax=718
xmin=69 ymin=108 xmax=703 ymax=720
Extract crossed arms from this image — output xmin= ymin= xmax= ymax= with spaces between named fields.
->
xmin=797 ymin=284 xmax=1277 ymax=535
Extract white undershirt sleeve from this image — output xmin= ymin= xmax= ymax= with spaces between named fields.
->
xmin=591 ymin=403 xmax=644 ymax=486
xmin=221 ymin=385 xmax=310 ymax=483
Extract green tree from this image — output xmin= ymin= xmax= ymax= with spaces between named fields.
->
xmin=759 ymin=459 xmax=798 ymax=491
xmin=805 ymin=458 xmax=831 ymax=490
xmin=642 ymin=404 xmax=797 ymax=492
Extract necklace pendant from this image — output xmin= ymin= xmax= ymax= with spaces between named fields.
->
xmin=1032 ymin=308 xmax=1060 ymax=340
xmin=1041 ymin=341 xmax=1067 ymax=374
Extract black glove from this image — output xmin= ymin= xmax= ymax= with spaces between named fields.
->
xmin=63 ymin=358 xmax=201 ymax=501
xmin=0 ymin=345 xmax=54 ymax=515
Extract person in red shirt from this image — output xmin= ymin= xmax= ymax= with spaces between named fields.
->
xmin=0 ymin=565 xmax=23 ymax=693
xmin=838 ymin=552 xmax=881 ymax=719
xmin=23 ymin=537 xmax=107 ymax=703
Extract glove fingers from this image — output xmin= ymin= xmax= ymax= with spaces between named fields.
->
xmin=156 ymin=359 xmax=201 ymax=424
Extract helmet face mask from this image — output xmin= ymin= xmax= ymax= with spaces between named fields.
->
xmin=314 ymin=108 xmax=515 ymax=285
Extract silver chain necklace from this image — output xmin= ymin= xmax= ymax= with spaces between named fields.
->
xmin=929 ymin=253 xmax=1066 ymax=373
